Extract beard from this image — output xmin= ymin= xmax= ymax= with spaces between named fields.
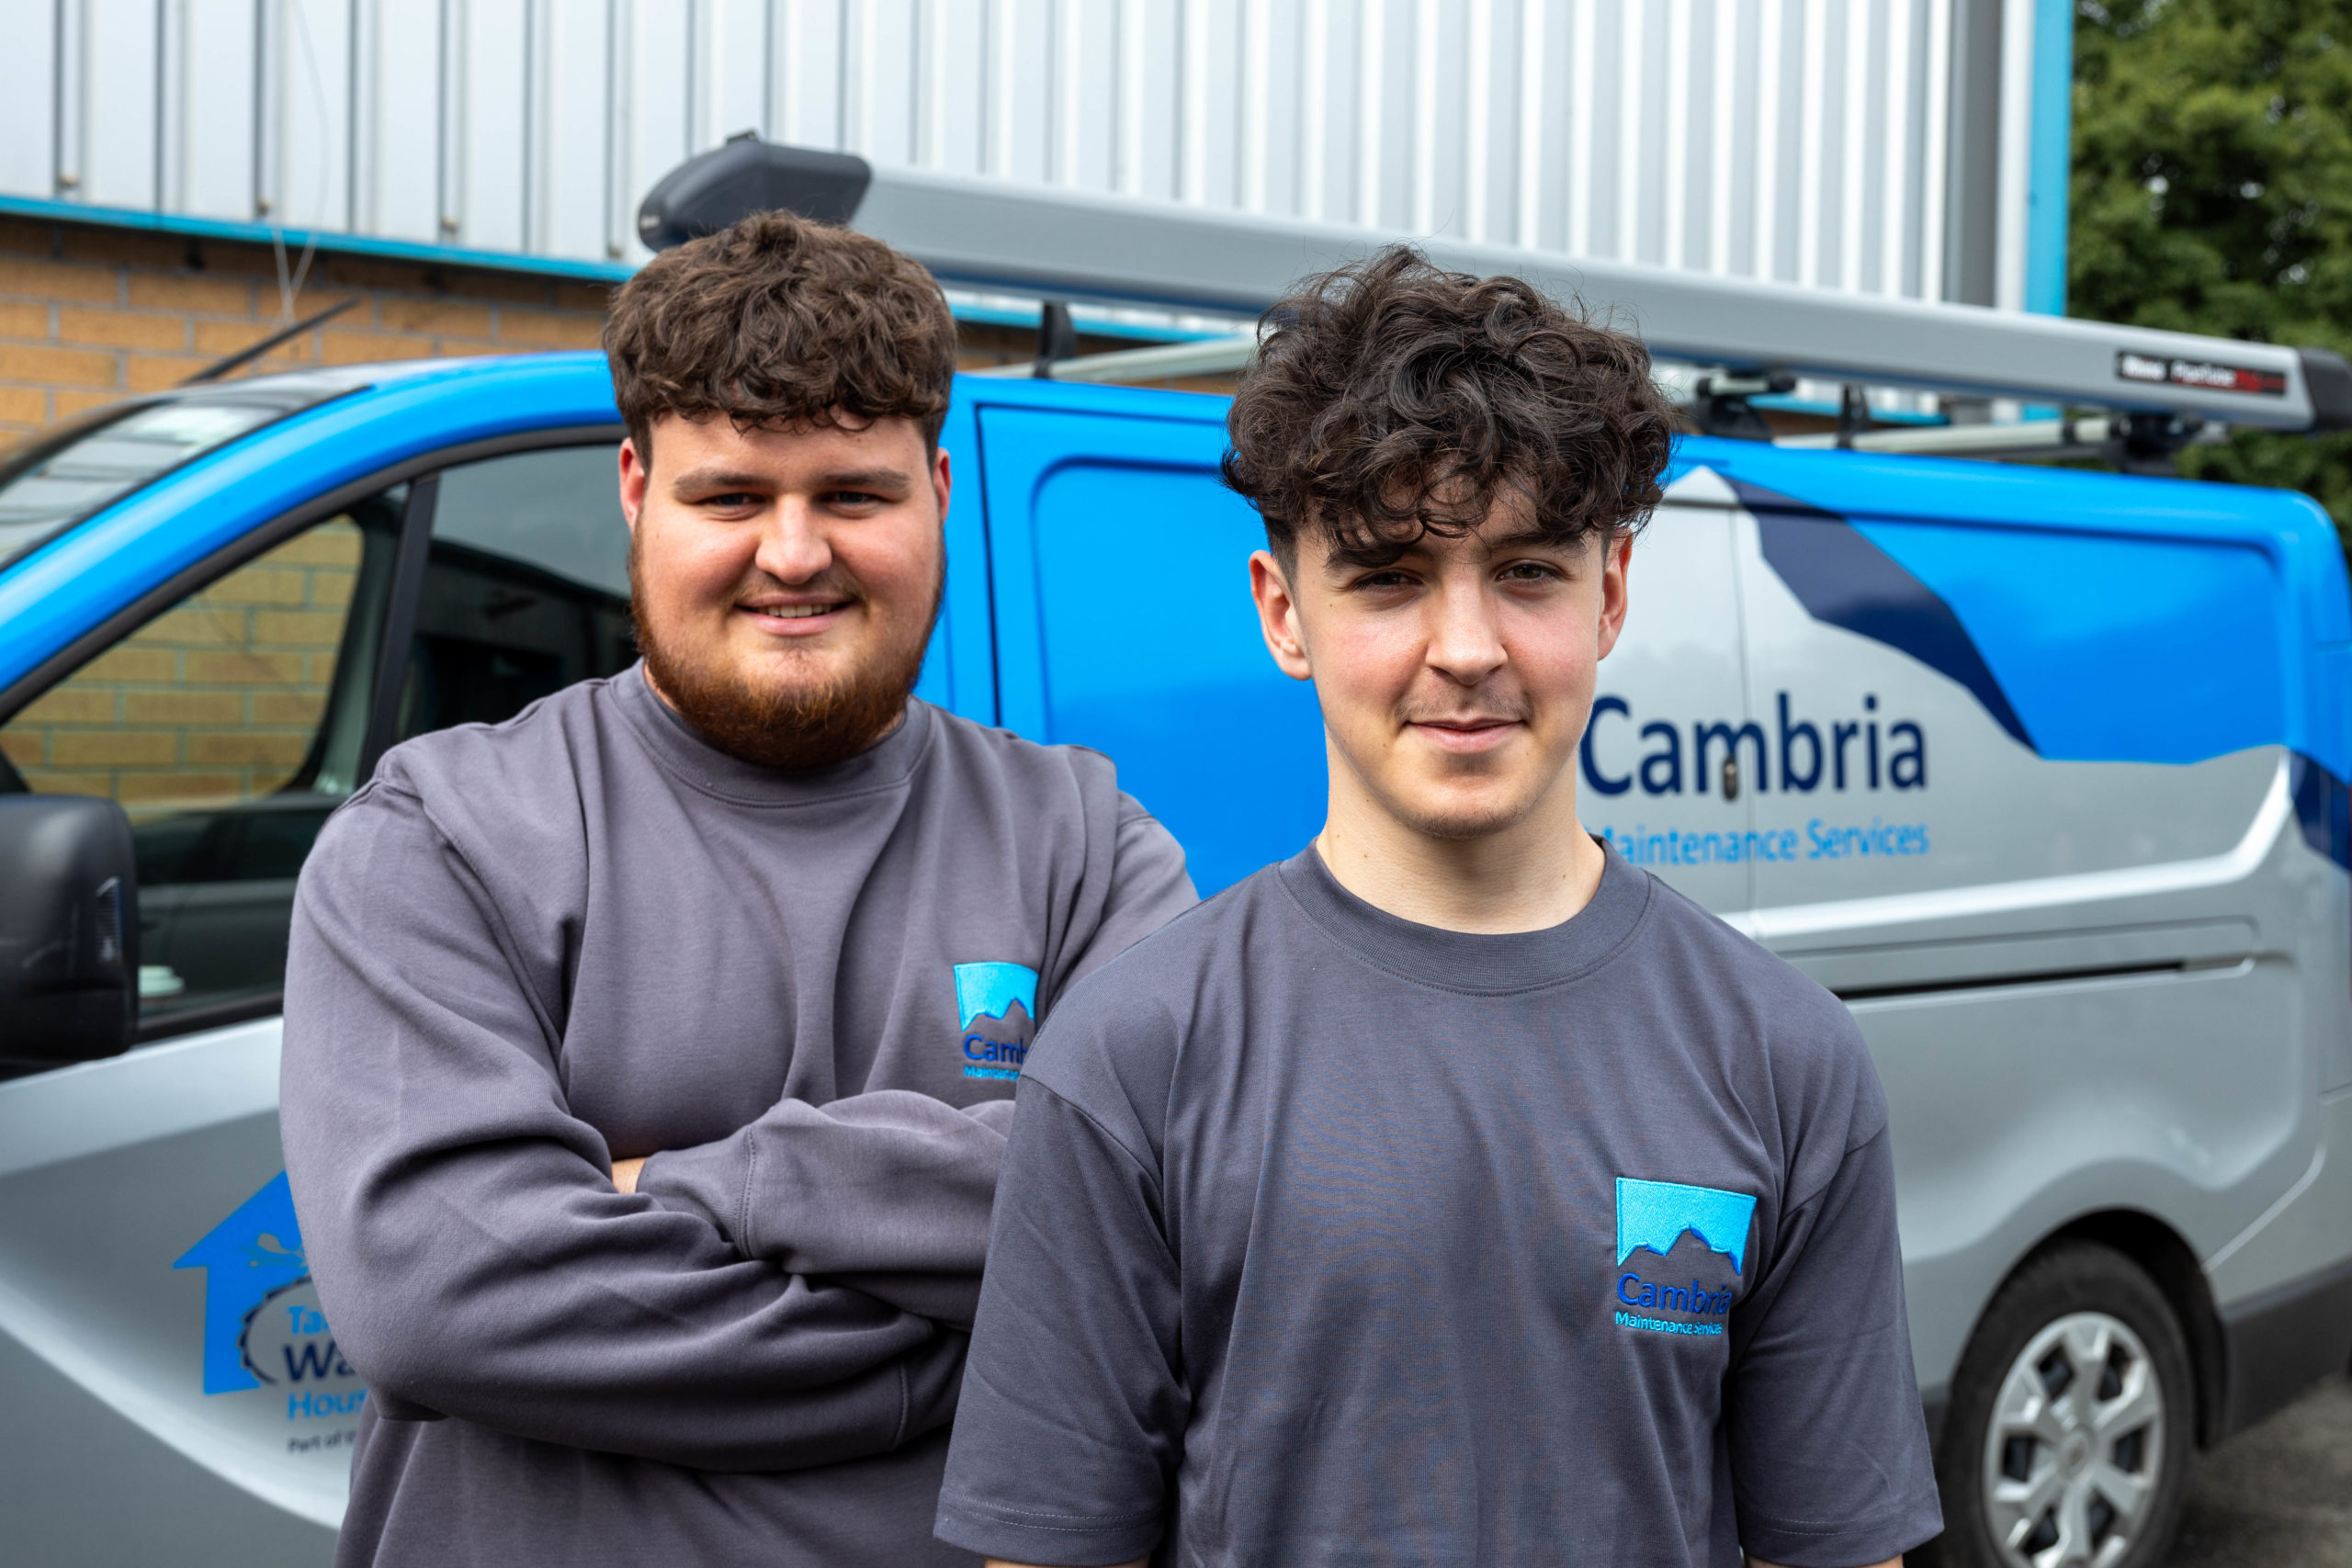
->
xmin=630 ymin=549 xmax=942 ymax=772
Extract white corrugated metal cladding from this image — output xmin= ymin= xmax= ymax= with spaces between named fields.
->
xmin=1 ymin=0 xmax=2041 ymax=309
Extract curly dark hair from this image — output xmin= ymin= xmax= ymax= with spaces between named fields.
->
xmin=1223 ymin=245 xmax=1677 ymax=564
xmin=603 ymin=209 xmax=958 ymax=459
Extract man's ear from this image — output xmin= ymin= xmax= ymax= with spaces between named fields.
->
xmin=931 ymin=444 xmax=953 ymax=525
xmin=1594 ymin=531 xmax=1633 ymax=661
xmin=1250 ymin=548 xmax=1314 ymax=682
xmin=617 ymin=437 xmax=649 ymax=533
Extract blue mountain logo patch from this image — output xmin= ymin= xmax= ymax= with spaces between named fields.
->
xmin=955 ymin=961 xmax=1039 ymax=1081
xmin=1615 ymin=1177 xmax=1758 ymax=1276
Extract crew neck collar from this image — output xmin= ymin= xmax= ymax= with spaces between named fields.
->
xmin=1276 ymin=837 xmax=1652 ymax=994
xmin=611 ymin=660 xmax=933 ymax=804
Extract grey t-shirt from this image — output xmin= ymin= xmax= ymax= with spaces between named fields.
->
xmin=279 ymin=666 xmax=1195 ymax=1567
xmin=935 ymin=845 xmax=1941 ymax=1568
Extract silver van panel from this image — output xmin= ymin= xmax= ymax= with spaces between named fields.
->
xmin=1592 ymin=481 xmax=2348 ymax=1416
xmin=0 ymin=1020 xmax=349 ymax=1545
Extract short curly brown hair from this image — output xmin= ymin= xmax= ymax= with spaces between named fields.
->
xmin=1223 ymin=245 xmax=1677 ymax=564
xmin=603 ymin=209 xmax=958 ymax=460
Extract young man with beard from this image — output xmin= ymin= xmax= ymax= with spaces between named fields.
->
xmin=933 ymin=251 xmax=1942 ymax=1568
xmin=278 ymin=211 xmax=1195 ymax=1567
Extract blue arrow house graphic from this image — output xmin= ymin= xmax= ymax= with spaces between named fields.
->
xmin=174 ymin=1171 xmax=312 ymax=1394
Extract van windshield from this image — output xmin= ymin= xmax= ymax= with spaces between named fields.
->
xmin=0 ymin=385 xmax=346 ymax=569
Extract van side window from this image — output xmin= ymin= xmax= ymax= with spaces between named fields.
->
xmin=390 ymin=445 xmax=636 ymax=744
xmin=0 ymin=491 xmax=406 ymax=1034
xmin=0 ymin=443 xmax=634 ymax=1049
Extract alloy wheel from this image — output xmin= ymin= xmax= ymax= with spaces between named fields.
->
xmin=1980 ymin=1311 xmax=2165 ymax=1568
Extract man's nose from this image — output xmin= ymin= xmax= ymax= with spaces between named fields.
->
xmin=1425 ymin=575 xmax=1508 ymax=685
xmin=754 ymin=495 xmax=832 ymax=584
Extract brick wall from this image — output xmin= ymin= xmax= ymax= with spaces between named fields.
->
xmin=0 ymin=217 xmax=618 ymax=439
xmin=0 ymin=213 xmax=1227 ymax=446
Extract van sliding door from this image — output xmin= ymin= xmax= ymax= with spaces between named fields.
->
xmin=1725 ymin=464 xmax=2311 ymax=1403
xmin=976 ymin=401 xmax=1325 ymax=897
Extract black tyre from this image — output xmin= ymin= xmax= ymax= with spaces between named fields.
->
xmin=1926 ymin=1242 xmax=2194 ymax=1568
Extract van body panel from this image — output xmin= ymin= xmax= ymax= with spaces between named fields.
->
xmin=1663 ymin=437 xmax=2352 ymax=779
xmin=1555 ymin=492 xmax=1755 ymax=912
xmin=0 ymin=1021 xmax=350 ymax=1523
xmin=1622 ymin=452 xmax=2350 ymax=1405
xmin=2203 ymin=1092 xmax=2352 ymax=1307
xmin=0 ymin=1327 xmax=334 ymax=1566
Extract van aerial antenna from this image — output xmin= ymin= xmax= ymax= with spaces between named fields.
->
xmin=179 ymin=298 xmax=357 ymax=386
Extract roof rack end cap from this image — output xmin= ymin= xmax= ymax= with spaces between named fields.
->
xmin=637 ymin=139 xmax=875 ymax=253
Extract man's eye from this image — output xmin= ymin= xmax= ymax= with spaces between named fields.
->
xmin=823 ymin=491 xmax=886 ymax=507
xmin=1501 ymin=562 xmax=1560 ymax=582
xmin=1352 ymin=570 xmax=1417 ymax=591
xmin=701 ymin=492 xmax=759 ymax=509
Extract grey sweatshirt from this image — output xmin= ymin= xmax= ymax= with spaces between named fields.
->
xmin=278 ymin=666 xmax=1195 ymax=1567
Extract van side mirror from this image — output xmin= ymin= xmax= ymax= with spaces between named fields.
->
xmin=0 ymin=795 xmax=138 ymax=1066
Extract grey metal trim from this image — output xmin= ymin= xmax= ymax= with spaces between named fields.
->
xmin=844 ymin=162 xmax=2334 ymax=429
xmin=1779 ymin=416 xmax=2122 ymax=458
xmin=967 ymin=333 xmax=1259 ymax=383
xmin=1945 ymin=0 xmax=2004 ymax=308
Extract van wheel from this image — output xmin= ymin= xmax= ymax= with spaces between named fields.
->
xmin=1929 ymin=1242 xmax=2193 ymax=1568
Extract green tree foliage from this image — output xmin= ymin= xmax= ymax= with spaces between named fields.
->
xmin=2073 ymin=0 xmax=2352 ymax=538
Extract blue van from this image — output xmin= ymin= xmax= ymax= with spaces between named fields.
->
xmin=3 ymin=352 xmax=2349 ymax=1568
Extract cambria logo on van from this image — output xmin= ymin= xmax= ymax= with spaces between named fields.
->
xmin=1582 ymin=693 xmax=1930 ymax=868
xmin=1580 ymin=691 xmax=1925 ymax=801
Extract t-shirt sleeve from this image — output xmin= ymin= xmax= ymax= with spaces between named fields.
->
xmin=1725 ymin=1124 xmax=1944 ymax=1566
xmin=934 ymin=1075 xmax=1185 ymax=1566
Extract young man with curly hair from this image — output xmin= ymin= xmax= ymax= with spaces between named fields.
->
xmin=934 ymin=249 xmax=1942 ymax=1568
xmin=279 ymin=211 xmax=1194 ymax=1567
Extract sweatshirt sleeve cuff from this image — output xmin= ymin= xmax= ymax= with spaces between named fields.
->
xmin=635 ymin=1133 xmax=755 ymax=1254
xmin=933 ymin=1491 xmax=1165 ymax=1568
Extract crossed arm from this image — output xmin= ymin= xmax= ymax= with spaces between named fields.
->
xmin=278 ymin=783 xmax=994 ymax=1468
xmin=614 ymin=1089 xmax=1018 ymax=1326
xmin=282 ymin=770 xmax=1194 ymax=1471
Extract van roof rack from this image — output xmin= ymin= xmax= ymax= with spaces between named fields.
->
xmin=640 ymin=140 xmax=2352 ymax=436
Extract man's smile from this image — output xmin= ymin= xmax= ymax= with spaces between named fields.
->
xmin=740 ymin=595 xmax=856 ymax=635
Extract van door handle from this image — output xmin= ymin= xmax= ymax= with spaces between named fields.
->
xmin=1722 ymin=755 xmax=1738 ymax=800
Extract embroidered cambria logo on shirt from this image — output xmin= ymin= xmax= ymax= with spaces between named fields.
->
xmin=953 ymin=962 xmax=1039 ymax=1080
xmin=1611 ymin=1177 xmax=1757 ymax=1337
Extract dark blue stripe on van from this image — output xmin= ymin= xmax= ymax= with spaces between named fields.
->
xmin=1731 ymin=478 xmax=2036 ymax=751
xmin=2292 ymin=753 xmax=2352 ymax=869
